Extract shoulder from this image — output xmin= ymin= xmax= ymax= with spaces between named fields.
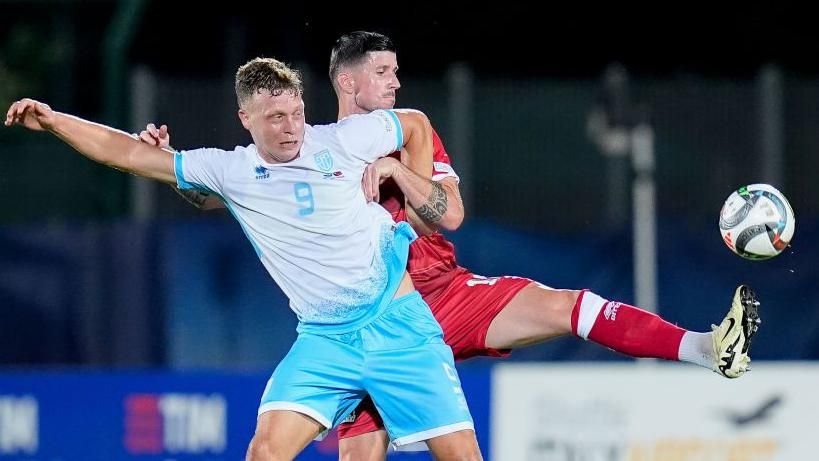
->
xmin=339 ymin=110 xmax=397 ymax=130
xmin=179 ymin=144 xmax=252 ymax=156
xmin=192 ymin=144 xmax=257 ymax=172
xmin=304 ymin=123 xmax=341 ymax=148
xmin=226 ymin=144 xmax=257 ymax=163
xmin=305 ymin=121 xmax=334 ymax=137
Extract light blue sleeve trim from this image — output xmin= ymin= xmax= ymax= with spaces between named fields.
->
xmin=174 ymin=151 xmax=196 ymax=190
xmin=174 ymin=151 xmax=214 ymax=194
xmin=385 ymin=110 xmax=403 ymax=152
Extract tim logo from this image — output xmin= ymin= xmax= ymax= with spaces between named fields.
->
xmin=124 ymin=393 xmax=227 ymax=455
xmin=603 ymin=302 xmax=621 ymax=321
xmin=0 ymin=395 xmax=38 ymax=455
xmin=313 ymin=150 xmax=334 ymax=173
xmin=254 ymin=165 xmax=270 ymax=180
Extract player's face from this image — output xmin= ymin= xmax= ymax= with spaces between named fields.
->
xmin=240 ymin=90 xmax=305 ymax=163
xmin=351 ymin=51 xmax=400 ymax=111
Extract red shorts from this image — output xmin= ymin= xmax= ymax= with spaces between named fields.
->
xmin=336 ymin=271 xmax=532 ymax=439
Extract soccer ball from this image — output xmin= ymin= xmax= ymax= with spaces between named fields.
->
xmin=719 ymin=184 xmax=795 ymax=260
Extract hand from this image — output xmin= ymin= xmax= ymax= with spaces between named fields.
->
xmin=362 ymin=157 xmax=400 ymax=203
xmin=138 ymin=123 xmax=170 ymax=148
xmin=4 ymin=98 xmax=56 ymax=131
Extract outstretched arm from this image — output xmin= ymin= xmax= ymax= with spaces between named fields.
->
xmin=6 ymin=99 xmax=175 ymax=184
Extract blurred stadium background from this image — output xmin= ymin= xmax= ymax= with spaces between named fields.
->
xmin=1 ymin=2 xmax=818 ymax=460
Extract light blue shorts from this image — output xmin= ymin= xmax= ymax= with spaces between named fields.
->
xmin=258 ymin=291 xmax=474 ymax=446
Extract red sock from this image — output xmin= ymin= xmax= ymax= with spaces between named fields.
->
xmin=570 ymin=290 xmax=686 ymax=361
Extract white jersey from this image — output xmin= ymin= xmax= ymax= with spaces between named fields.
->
xmin=174 ymin=109 xmax=415 ymax=333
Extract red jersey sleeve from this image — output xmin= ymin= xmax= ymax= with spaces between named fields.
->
xmin=431 ymin=129 xmax=459 ymax=183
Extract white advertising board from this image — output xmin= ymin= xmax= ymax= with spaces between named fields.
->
xmin=492 ymin=362 xmax=819 ymax=461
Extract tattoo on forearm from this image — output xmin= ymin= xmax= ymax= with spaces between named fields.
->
xmin=176 ymin=188 xmax=210 ymax=209
xmin=416 ymin=181 xmax=448 ymax=224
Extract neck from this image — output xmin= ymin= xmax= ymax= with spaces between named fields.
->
xmin=337 ymin=95 xmax=369 ymax=121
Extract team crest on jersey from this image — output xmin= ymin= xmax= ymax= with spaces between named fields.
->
xmin=313 ymin=150 xmax=334 ymax=173
xmin=254 ymin=165 xmax=269 ymax=180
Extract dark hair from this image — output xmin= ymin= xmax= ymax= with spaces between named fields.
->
xmin=235 ymin=57 xmax=303 ymax=107
xmin=329 ymin=31 xmax=396 ymax=86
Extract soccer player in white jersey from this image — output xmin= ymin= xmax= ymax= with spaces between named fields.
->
xmin=4 ymin=58 xmax=484 ymax=461
xmin=141 ymin=33 xmax=763 ymax=461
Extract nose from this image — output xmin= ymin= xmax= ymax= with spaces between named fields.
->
xmin=391 ymin=75 xmax=401 ymax=90
xmin=282 ymin=116 xmax=295 ymax=133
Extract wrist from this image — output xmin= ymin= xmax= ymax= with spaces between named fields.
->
xmin=388 ymin=158 xmax=404 ymax=180
xmin=47 ymin=112 xmax=65 ymax=134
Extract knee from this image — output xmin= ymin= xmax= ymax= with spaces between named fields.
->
xmin=537 ymin=286 xmax=582 ymax=331
xmin=434 ymin=443 xmax=484 ymax=461
xmin=246 ymin=436 xmax=291 ymax=461
xmin=557 ymin=288 xmax=582 ymax=314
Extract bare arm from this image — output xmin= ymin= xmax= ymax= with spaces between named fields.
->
xmin=400 ymin=149 xmax=464 ymax=232
xmin=6 ymin=99 xmax=175 ymax=184
xmin=362 ymin=111 xmax=464 ymax=233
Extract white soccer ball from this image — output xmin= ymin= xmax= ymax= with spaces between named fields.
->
xmin=719 ymin=184 xmax=795 ymax=260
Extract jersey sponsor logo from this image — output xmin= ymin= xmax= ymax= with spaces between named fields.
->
xmin=124 ymin=393 xmax=227 ymax=455
xmin=313 ymin=150 xmax=334 ymax=173
xmin=0 ymin=395 xmax=38 ymax=455
xmin=322 ymin=170 xmax=345 ymax=180
xmin=254 ymin=165 xmax=270 ymax=180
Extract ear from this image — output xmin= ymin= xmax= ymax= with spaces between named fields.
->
xmin=238 ymin=108 xmax=251 ymax=130
xmin=336 ymin=71 xmax=355 ymax=95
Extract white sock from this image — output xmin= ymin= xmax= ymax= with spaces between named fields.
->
xmin=678 ymin=331 xmax=714 ymax=369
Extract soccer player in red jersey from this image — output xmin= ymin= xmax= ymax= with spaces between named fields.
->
xmin=328 ymin=32 xmax=759 ymax=460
